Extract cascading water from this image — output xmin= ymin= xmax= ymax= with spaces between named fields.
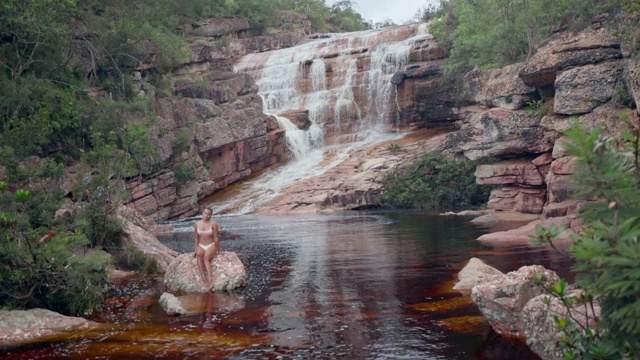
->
xmin=210 ymin=24 xmax=431 ymax=214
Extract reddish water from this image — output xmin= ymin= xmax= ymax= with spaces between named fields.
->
xmin=1 ymin=212 xmax=572 ymax=359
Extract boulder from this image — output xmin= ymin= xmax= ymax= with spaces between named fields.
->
xmin=519 ymin=28 xmax=622 ymax=88
xmin=453 ymin=258 xmax=504 ymax=292
xmin=553 ymin=61 xmax=623 ymax=115
xmin=0 ymin=308 xmax=99 ymax=347
xmin=450 ymin=108 xmax=554 ymax=160
xmin=471 ymin=265 xmax=560 ymax=339
xmin=117 ymin=206 xmax=179 ymax=272
xmin=487 ymin=186 xmax=547 ymax=214
xmin=475 ymin=159 xmax=545 ymax=186
xmin=164 ymin=252 xmax=247 ymax=293
xmin=523 ymin=292 xmax=600 ymax=360
xmin=159 ymin=292 xmax=246 ymax=316
xmin=159 ymin=292 xmax=187 ymax=316
xmin=464 ymin=63 xmax=536 ymax=110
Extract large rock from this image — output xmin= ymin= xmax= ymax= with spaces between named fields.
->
xmin=519 ymin=28 xmax=622 ymax=88
xmin=164 ymin=252 xmax=247 ymax=293
xmin=453 ymin=258 xmax=504 ymax=292
xmin=159 ymin=292 xmax=187 ymax=316
xmin=0 ymin=308 xmax=99 ymax=347
xmin=191 ymin=17 xmax=251 ymax=37
xmin=487 ymin=186 xmax=546 ymax=214
xmin=523 ymin=292 xmax=601 ymax=360
xmin=464 ymin=63 xmax=536 ymax=110
xmin=471 ymin=265 xmax=560 ymax=339
xmin=554 ymin=61 xmax=623 ymax=115
xmin=449 ymin=108 xmax=554 ymax=160
xmin=159 ymin=292 xmax=246 ymax=316
xmin=475 ymin=159 xmax=545 ymax=186
xmin=117 ymin=206 xmax=179 ymax=271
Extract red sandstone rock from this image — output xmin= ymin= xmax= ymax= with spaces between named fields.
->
xmin=453 ymin=258 xmax=504 ymax=292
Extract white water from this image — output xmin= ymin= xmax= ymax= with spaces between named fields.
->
xmin=216 ymin=24 xmax=431 ymax=214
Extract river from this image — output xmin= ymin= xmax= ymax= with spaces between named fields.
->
xmin=2 ymin=211 xmax=572 ymax=359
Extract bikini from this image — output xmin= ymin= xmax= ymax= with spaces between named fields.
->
xmin=197 ymin=228 xmax=215 ymax=250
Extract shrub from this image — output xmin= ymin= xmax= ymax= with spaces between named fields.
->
xmin=532 ymin=121 xmax=640 ymax=359
xmin=377 ymin=152 xmax=492 ymax=210
xmin=0 ymin=182 xmax=111 ymax=316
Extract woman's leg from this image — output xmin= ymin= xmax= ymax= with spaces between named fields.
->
xmin=203 ymin=245 xmax=218 ymax=287
xmin=195 ymin=246 xmax=207 ymax=282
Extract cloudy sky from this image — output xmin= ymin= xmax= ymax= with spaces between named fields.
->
xmin=325 ymin=0 xmax=439 ymax=25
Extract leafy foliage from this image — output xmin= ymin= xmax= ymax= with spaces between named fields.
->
xmin=531 ymin=122 xmax=640 ymax=359
xmin=427 ymin=0 xmax=636 ymax=74
xmin=377 ymin=152 xmax=492 ymax=210
xmin=0 ymin=163 xmax=111 ymax=315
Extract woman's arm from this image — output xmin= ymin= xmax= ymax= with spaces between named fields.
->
xmin=213 ymin=222 xmax=220 ymax=254
xmin=194 ymin=223 xmax=200 ymax=256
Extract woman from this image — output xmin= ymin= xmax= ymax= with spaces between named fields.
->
xmin=194 ymin=207 xmax=220 ymax=287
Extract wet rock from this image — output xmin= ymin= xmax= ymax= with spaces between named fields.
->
xmin=453 ymin=258 xmax=504 ymax=292
xmin=476 ymin=216 xmax=574 ymax=244
xmin=160 ymin=292 xmax=246 ymax=316
xmin=164 ymin=252 xmax=247 ymax=293
xmin=159 ymin=292 xmax=187 ymax=316
xmin=471 ymin=265 xmax=559 ymax=339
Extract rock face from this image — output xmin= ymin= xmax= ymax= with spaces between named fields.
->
xmin=471 ymin=265 xmax=559 ymax=339
xmin=164 ymin=252 xmax=247 ymax=292
xmin=0 ymin=308 xmax=99 ymax=347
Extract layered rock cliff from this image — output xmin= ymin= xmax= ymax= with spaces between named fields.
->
xmin=123 ymin=14 xmax=638 ymax=221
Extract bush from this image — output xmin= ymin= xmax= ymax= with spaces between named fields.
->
xmin=0 ymin=182 xmax=111 ymax=316
xmin=532 ymin=121 xmax=640 ymax=359
xmin=113 ymin=244 xmax=159 ymax=275
xmin=376 ymin=152 xmax=492 ymax=210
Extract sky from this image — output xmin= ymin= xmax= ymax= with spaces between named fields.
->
xmin=325 ymin=0 xmax=439 ymax=25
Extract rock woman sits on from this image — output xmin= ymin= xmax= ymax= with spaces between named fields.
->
xmin=194 ymin=207 xmax=220 ymax=287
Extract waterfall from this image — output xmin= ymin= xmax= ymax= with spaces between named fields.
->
xmin=213 ymin=24 xmax=431 ymax=214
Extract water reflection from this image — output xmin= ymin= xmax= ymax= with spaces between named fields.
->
xmin=2 ymin=211 xmax=573 ymax=359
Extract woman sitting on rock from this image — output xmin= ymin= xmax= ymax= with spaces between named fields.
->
xmin=194 ymin=207 xmax=220 ymax=287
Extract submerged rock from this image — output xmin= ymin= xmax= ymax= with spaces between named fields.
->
xmin=159 ymin=292 xmax=187 ymax=316
xmin=164 ymin=252 xmax=247 ymax=293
